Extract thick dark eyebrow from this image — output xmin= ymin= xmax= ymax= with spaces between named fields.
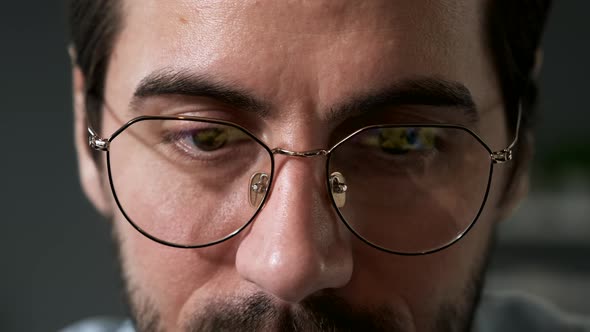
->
xmin=327 ymin=77 xmax=478 ymax=123
xmin=132 ymin=69 xmax=476 ymax=123
xmin=131 ymin=69 xmax=270 ymax=116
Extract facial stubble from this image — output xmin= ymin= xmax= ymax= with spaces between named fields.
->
xmin=112 ymin=225 xmax=494 ymax=332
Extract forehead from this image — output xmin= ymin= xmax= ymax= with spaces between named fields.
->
xmin=129 ymin=0 xmax=474 ymax=38
xmin=109 ymin=0 xmax=496 ymax=112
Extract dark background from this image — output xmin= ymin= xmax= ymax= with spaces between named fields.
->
xmin=1 ymin=2 xmax=589 ymax=331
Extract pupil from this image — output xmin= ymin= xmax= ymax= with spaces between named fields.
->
xmin=192 ymin=128 xmax=228 ymax=151
xmin=406 ymin=129 xmax=418 ymax=145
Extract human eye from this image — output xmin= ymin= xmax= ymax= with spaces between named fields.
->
xmin=333 ymin=127 xmax=443 ymax=176
xmin=181 ymin=127 xmax=231 ymax=151
xmin=161 ymin=122 xmax=252 ymax=162
xmin=357 ymin=127 xmax=439 ymax=158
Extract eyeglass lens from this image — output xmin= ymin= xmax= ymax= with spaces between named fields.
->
xmin=328 ymin=126 xmax=492 ymax=253
xmin=108 ymin=119 xmax=273 ymax=247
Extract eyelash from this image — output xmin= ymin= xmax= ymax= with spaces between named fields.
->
xmin=160 ymin=129 xmax=232 ymax=164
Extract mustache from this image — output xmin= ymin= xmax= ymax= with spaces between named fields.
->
xmin=187 ymin=291 xmax=406 ymax=332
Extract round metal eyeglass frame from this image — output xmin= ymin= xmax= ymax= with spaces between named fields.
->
xmin=88 ymin=106 xmax=521 ymax=255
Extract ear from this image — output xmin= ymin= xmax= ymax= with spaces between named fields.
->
xmin=496 ymin=131 xmax=534 ymax=221
xmin=72 ymin=62 xmax=111 ymax=216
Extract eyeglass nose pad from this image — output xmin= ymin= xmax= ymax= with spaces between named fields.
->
xmin=329 ymin=172 xmax=347 ymax=208
xmin=249 ymin=172 xmax=270 ymax=208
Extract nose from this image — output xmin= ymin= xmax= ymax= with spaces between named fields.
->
xmin=235 ymin=155 xmax=353 ymax=303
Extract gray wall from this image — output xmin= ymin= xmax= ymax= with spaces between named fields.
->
xmin=1 ymin=2 xmax=588 ymax=331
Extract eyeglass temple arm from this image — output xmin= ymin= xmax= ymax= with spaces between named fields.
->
xmin=491 ymin=102 xmax=522 ymax=164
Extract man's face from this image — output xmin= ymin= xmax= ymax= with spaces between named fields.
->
xmin=76 ymin=0 xmax=520 ymax=330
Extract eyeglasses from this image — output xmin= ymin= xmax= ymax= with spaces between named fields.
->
xmin=89 ymin=107 xmax=520 ymax=255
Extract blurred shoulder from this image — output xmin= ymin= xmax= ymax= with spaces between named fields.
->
xmin=475 ymin=290 xmax=590 ymax=332
xmin=60 ymin=317 xmax=134 ymax=332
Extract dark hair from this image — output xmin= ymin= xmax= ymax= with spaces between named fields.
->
xmin=69 ymin=0 xmax=121 ymax=129
xmin=68 ymin=0 xmax=551 ymax=166
xmin=486 ymin=0 xmax=551 ymax=145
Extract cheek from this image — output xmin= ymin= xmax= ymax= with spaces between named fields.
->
xmin=348 ymin=235 xmax=490 ymax=323
xmin=344 ymin=186 xmax=496 ymax=313
xmin=113 ymin=212 xmax=245 ymax=326
xmin=109 ymin=166 xmax=246 ymax=325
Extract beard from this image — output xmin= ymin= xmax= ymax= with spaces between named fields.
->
xmin=113 ymin=230 xmax=494 ymax=332
xmin=122 ymin=289 xmax=481 ymax=332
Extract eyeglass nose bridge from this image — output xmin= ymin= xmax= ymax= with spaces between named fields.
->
xmin=249 ymin=147 xmax=347 ymax=209
xmin=271 ymin=148 xmax=329 ymax=157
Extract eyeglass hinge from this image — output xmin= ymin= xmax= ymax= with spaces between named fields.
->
xmin=88 ymin=130 xmax=109 ymax=152
xmin=491 ymin=148 xmax=513 ymax=164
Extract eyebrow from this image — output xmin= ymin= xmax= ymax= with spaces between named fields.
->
xmin=132 ymin=69 xmax=270 ymax=116
xmin=131 ymin=69 xmax=477 ymax=122
xmin=327 ymin=78 xmax=477 ymax=123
